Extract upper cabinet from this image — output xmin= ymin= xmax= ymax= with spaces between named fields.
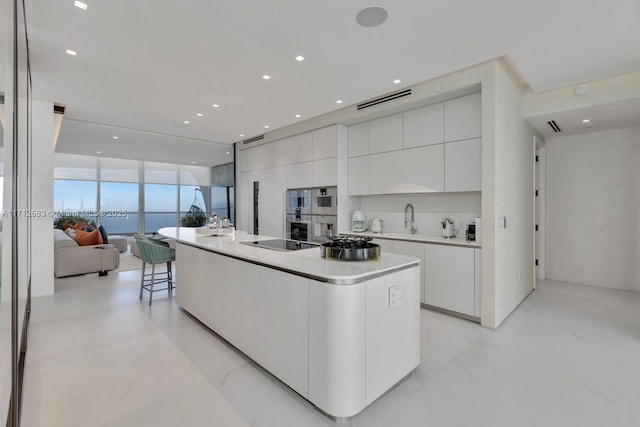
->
xmin=403 ymin=103 xmax=444 ymax=149
xmin=346 ymin=92 xmax=482 ymax=196
xmin=299 ymin=132 xmax=314 ymax=163
xmin=444 ymin=93 xmax=482 ymax=142
xmin=445 ymin=138 xmax=482 ymax=192
xmin=348 ymin=122 xmax=370 ymax=157
xmin=370 ymin=113 xmax=403 ymax=154
xmin=312 ymin=126 xmax=338 ymax=160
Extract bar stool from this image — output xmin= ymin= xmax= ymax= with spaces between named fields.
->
xmin=134 ymin=235 xmax=176 ymax=305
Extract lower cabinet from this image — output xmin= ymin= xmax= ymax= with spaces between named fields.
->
xmin=424 ymin=245 xmax=476 ymax=317
xmin=393 ymin=241 xmax=426 ymax=304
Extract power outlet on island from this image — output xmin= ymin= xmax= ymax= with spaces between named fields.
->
xmin=389 ymin=285 xmax=402 ymax=308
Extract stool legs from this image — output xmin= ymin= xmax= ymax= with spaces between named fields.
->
xmin=149 ymin=263 xmax=156 ymax=306
xmin=139 ymin=261 xmax=146 ymax=300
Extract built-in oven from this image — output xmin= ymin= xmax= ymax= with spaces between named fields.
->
xmin=311 ymin=187 xmax=337 ymax=216
xmin=286 ymin=214 xmax=311 ymax=241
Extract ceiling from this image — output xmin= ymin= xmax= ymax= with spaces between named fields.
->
xmin=23 ymin=0 xmax=640 ymax=163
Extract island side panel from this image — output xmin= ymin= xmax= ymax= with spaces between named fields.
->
xmin=365 ymin=266 xmax=421 ymax=405
xmin=308 ymin=281 xmax=366 ymax=418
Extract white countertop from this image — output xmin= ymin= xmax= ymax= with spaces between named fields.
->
xmin=158 ymin=227 xmax=420 ymax=285
xmin=341 ymin=231 xmax=482 ymax=249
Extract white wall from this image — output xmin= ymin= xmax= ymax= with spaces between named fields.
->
xmin=485 ymin=60 xmax=536 ymax=328
xmin=546 ymin=127 xmax=640 ymax=291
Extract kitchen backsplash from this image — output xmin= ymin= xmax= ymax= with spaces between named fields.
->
xmin=358 ymin=192 xmax=480 ymax=236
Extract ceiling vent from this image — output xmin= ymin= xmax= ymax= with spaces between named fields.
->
xmin=547 ymin=120 xmax=562 ymax=133
xmin=357 ymin=89 xmax=412 ymax=110
xmin=54 ymin=104 xmax=65 ymax=114
xmin=243 ymin=135 xmax=265 ymax=145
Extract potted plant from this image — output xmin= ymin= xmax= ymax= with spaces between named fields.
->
xmin=180 ymin=204 xmax=207 ymax=227
xmin=54 ymin=214 xmax=91 ymax=230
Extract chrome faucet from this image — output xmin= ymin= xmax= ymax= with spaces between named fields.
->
xmin=404 ymin=203 xmax=418 ymax=234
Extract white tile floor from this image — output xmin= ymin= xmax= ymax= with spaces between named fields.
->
xmin=21 ymin=269 xmax=640 ymax=427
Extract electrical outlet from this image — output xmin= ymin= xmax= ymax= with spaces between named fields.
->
xmin=389 ymin=285 xmax=402 ymax=308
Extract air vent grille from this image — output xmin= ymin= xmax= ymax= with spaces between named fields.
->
xmin=54 ymin=105 xmax=65 ymax=114
xmin=547 ymin=120 xmax=561 ymax=133
xmin=243 ymin=135 xmax=265 ymax=144
xmin=357 ymin=89 xmax=412 ymax=110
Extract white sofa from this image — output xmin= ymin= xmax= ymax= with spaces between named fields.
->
xmin=54 ymin=229 xmax=120 ymax=277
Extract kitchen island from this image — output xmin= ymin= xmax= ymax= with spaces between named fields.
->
xmin=159 ymin=227 xmax=421 ymax=419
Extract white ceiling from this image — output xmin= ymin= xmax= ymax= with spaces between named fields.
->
xmin=24 ymin=0 xmax=640 ymax=162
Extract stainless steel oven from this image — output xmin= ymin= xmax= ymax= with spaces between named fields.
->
xmin=286 ymin=215 xmax=311 ymax=241
xmin=311 ymin=187 xmax=337 ymax=216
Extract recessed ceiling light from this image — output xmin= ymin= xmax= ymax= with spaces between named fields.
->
xmin=212 ymin=104 xmax=220 ymax=108
xmin=226 ymin=151 xmax=231 ymax=155
xmin=295 ymin=55 xmax=305 ymax=62
xmin=192 ymin=161 xmax=196 ymax=164
xmin=582 ymin=119 xmax=591 ymax=123
xmin=393 ymin=79 xmax=402 ymax=84
xmin=66 ymin=49 xmax=77 ymax=56
xmin=240 ymin=134 xmax=245 ymax=137
xmin=96 ymin=151 xmax=101 ymax=154
xmin=336 ymin=100 xmax=343 ymax=104
xmin=112 ymin=136 xmax=118 ymax=139
xmin=73 ymin=1 xmax=87 ymax=9
xmin=196 ymin=113 xmax=203 ymax=117
xmin=262 ymin=75 xmax=271 ymax=80
xmin=183 ymin=120 xmax=190 ymax=124
xmin=264 ymin=125 xmax=270 ymax=129
xmin=356 ymin=6 xmax=388 ymax=27
xmin=295 ymin=114 xmax=301 ymax=118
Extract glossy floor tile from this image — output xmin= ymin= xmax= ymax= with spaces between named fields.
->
xmin=21 ymin=271 xmax=640 ymax=427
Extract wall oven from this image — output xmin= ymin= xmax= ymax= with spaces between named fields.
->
xmin=285 ymin=186 xmax=337 ymax=242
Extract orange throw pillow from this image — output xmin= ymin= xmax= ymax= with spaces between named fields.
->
xmin=75 ymin=229 xmax=103 ymax=246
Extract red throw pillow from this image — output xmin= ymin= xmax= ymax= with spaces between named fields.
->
xmin=75 ymin=229 xmax=103 ymax=246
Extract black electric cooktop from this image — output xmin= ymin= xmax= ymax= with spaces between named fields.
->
xmin=240 ymin=239 xmax=318 ymax=252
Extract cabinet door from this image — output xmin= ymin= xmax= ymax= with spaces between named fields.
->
xmin=299 ymin=132 xmax=314 ymax=162
xmin=286 ymin=161 xmax=313 ymax=189
xmin=254 ymin=268 xmax=309 ymax=397
xmin=370 ymin=238 xmax=394 ymax=254
xmin=273 ymin=138 xmax=288 ymax=166
xmin=257 ymin=166 xmax=286 ymax=238
xmin=403 ymin=103 xmax=444 ymax=149
xmin=285 ymin=135 xmax=300 ymax=164
xmin=348 ymin=156 xmax=370 ymax=196
xmin=424 ymin=245 xmax=475 ymax=316
xmin=254 ymin=143 xmax=275 ymax=170
xmin=444 ymin=92 xmax=482 ymax=142
xmin=369 ymin=145 xmax=444 ymax=194
xmin=312 ymin=126 xmax=338 ymax=160
xmin=474 ymin=249 xmax=482 ymax=317
xmin=394 ymin=241 xmax=426 ymax=303
xmin=312 ymin=157 xmax=337 ymax=187
xmin=370 ymin=113 xmax=403 ymax=154
xmin=348 ymin=122 xmax=370 ymax=157
xmin=238 ymin=147 xmax=257 ymax=172
xmin=444 ymin=138 xmax=481 ymax=192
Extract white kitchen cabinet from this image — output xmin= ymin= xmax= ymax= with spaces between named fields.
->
xmin=286 ymin=161 xmax=313 ymax=189
xmin=285 ymin=135 xmax=300 ymax=164
xmin=394 ymin=241 xmax=426 ymax=303
xmin=474 ymin=249 xmax=482 ymax=317
xmin=369 ymin=145 xmax=444 ymax=194
xmin=424 ymin=244 xmax=475 ymax=316
xmin=403 ymin=103 xmax=444 ymax=149
xmin=312 ymin=126 xmax=338 ymax=160
xmin=253 ymin=142 xmax=275 ymax=170
xmin=254 ymin=268 xmax=309 ymax=397
xmin=348 ymin=122 xmax=370 ymax=157
xmin=444 ymin=92 xmax=482 ymax=142
xmin=238 ymin=146 xmax=257 ymax=172
xmin=370 ymin=113 xmax=403 ymax=154
xmin=444 ymin=137 xmax=482 ymax=192
xmin=299 ymin=132 xmax=314 ymax=162
xmin=312 ymin=157 xmax=337 ymax=187
xmin=256 ymin=166 xmax=286 ymax=238
xmin=273 ymin=138 xmax=288 ymax=166
xmin=370 ymin=238 xmax=394 ymax=254
xmin=348 ymin=156 xmax=370 ymax=196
